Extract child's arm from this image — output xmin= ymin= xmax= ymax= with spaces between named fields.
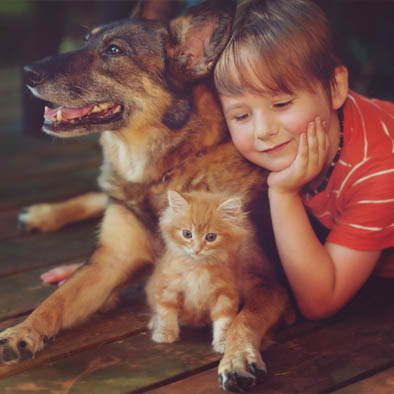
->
xmin=269 ymin=188 xmax=380 ymax=319
xmin=268 ymin=119 xmax=381 ymax=320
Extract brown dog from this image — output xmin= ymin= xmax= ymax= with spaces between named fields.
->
xmin=1 ymin=0 xmax=294 ymax=391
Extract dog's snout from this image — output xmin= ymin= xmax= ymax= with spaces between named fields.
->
xmin=23 ymin=65 xmax=47 ymax=87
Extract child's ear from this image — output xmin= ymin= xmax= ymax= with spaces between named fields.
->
xmin=331 ymin=66 xmax=349 ymax=110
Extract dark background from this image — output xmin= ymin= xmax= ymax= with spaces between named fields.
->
xmin=0 ymin=0 xmax=393 ymax=135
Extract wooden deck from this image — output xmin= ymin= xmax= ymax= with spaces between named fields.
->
xmin=1 ymin=131 xmax=394 ymax=393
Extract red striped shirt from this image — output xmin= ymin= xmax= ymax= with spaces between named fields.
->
xmin=302 ymin=91 xmax=394 ymax=277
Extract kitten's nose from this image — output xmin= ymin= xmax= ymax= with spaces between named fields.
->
xmin=194 ymin=246 xmax=202 ymax=255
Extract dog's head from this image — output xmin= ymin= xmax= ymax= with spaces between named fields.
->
xmin=24 ymin=0 xmax=236 ymax=137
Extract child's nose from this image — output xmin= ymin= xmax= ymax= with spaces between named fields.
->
xmin=254 ymin=119 xmax=278 ymax=141
xmin=253 ymin=111 xmax=278 ymax=141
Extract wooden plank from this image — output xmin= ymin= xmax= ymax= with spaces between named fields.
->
xmin=0 ymin=289 xmax=151 ymax=380
xmin=0 ymin=312 xmax=343 ymax=394
xmin=148 ymin=278 xmax=394 ymax=393
xmin=0 ymin=133 xmax=98 ymax=162
xmin=0 ymin=264 xmax=103 ymax=321
xmin=0 ymin=324 xmax=219 ymax=393
xmin=0 ymin=267 xmax=57 ymax=321
xmin=0 ymin=209 xmax=22 ymax=240
xmin=0 ymin=135 xmax=42 ymax=157
xmin=0 ymin=167 xmax=100 ymax=211
xmin=1 ymin=134 xmax=101 ymax=183
xmin=333 ymin=366 xmax=394 ymax=393
xmin=0 ymin=221 xmax=98 ymax=277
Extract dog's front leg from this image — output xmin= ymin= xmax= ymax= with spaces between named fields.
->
xmin=218 ymin=275 xmax=294 ymax=392
xmin=0 ymin=202 xmax=155 ymax=364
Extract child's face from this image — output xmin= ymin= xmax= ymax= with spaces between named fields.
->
xmin=220 ymin=85 xmax=333 ymax=172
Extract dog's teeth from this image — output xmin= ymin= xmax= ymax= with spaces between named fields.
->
xmin=99 ymin=103 xmax=110 ymax=110
xmin=56 ymin=110 xmax=63 ymax=121
xmin=92 ymin=105 xmax=101 ymax=113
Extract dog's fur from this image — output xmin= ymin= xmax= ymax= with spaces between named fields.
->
xmin=1 ymin=1 xmax=294 ymax=391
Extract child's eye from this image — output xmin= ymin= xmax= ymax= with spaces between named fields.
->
xmin=234 ymin=113 xmax=249 ymax=122
xmin=205 ymin=233 xmax=217 ymax=242
xmin=273 ymin=100 xmax=293 ymax=108
xmin=182 ymin=229 xmax=192 ymax=239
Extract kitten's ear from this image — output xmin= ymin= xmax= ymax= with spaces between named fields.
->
xmin=168 ymin=190 xmax=188 ymax=213
xmin=219 ymin=197 xmax=242 ymax=219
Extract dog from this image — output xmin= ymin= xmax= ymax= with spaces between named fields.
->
xmin=0 ymin=0 xmax=294 ymax=391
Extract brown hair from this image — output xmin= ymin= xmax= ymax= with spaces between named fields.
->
xmin=214 ymin=0 xmax=342 ymax=101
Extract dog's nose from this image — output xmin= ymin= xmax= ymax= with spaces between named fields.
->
xmin=23 ymin=65 xmax=47 ymax=87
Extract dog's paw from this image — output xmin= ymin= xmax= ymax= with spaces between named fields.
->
xmin=151 ymin=326 xmax=179 ymax=344
xmin=218 ymin=346 xmax=267 ymax=392
xmin=0 ymin=324 xmax=50 ymax=364
xmin=18 ymin=204 xmax=60 ymax=233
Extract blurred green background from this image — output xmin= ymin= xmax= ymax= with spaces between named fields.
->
xmin=0 ymin=0 xmax=393 ymax=136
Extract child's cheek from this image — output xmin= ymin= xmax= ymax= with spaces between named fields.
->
xmin=229 ymin=128 xmax=251 ymax=154
xmin=282 ymin=109 xmax=322 ymax=138
xmin=281 ymin=111 xmax=310 ymax=138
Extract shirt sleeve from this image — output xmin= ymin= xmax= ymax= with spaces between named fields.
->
xmin=326 ymin=156 xmax=394 ymax=251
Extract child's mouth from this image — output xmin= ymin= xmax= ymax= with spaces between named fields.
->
xmin=262 ymin=141 xmax=290 ymax=153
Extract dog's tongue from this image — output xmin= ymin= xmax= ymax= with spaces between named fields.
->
xmin=44 ymin=105 xmax=94 ymax=121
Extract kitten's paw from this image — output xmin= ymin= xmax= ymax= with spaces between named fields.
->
xmin=152 ymin=327 xmax=179 ymax=344
xmin=218 ymin=345 xmax=267 ymax=392
xmin=148 ymin=315 xmax=157 ymax=331
xmin=18 ymin=204 xmax=60 ymax=233
xmin=212 ymin=337 xmax=226 ymax=354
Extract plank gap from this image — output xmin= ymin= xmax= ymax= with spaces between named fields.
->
xmin=133 ymin=361 xmax=220 ymax=394
xmin=327 ymin=360 xmax=394 ymax=393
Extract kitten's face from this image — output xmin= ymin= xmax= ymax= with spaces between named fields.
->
xmin=176 ymin=224 xmax=220 ymax=259
xmin=161 ymin=192 xmax=243 ymax=261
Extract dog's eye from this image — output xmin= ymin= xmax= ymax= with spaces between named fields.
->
xmin=105 ymin=44 xmax=123 ymax=56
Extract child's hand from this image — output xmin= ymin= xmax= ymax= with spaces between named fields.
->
xmin=267 ymin=117 xmax=329 ymax=194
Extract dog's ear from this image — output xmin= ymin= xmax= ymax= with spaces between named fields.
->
xmin=165 ymin=0 xmax=237 ymax=87
xmin=131 ymin=0 xmax=181 ymax=23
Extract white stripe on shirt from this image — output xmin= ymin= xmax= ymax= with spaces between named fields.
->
xmin=352 ymin=168 xmax=394 ymax=187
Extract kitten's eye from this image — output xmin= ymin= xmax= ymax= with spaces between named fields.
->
xmin=182 ymin=229 xmax=192 ymax=239
xmin=205 ymin=233 xmax=217 ymax=242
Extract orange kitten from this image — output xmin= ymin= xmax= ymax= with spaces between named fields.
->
xmin=146 ymin=190 xmax=260 ymax=353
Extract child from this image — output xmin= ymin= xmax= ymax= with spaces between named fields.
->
xmin=214 ymin=0 xmax=394 ymax=320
